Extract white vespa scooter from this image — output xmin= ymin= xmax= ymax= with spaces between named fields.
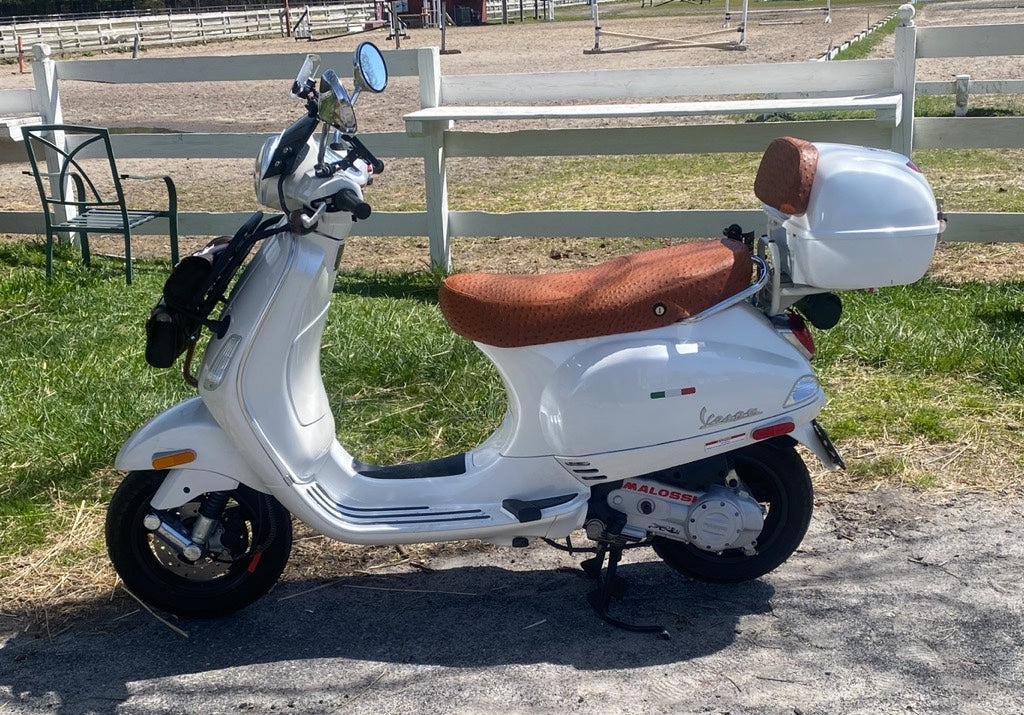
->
xmin=106 ymin=44 xmax=944 ymax=635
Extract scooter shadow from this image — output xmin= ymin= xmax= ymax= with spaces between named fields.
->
xmin=0 ymin=558 xmax=774 ymax=713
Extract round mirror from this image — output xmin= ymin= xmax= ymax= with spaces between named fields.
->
xmin=318 ymin=69 xmax=357 ymax=133
xmin=354 ymin=42 xmax=388 ymax=94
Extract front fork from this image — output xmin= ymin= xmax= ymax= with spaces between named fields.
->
xmin=144 ymin=491 xmax=230 ymax=563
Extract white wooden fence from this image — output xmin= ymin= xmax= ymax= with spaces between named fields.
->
xmin=1 ymin=10 xmax=1022 ymax=270
xmin=0 ymin=4 xmax=376 ymax=58
xmin=0 ymin=0 xmax=606 ymax=60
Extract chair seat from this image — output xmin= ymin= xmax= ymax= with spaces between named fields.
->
xmin=22 ymin=123 xmax=179 ymax=285
xmin=57 ymin=208 xmax=167 ymax=232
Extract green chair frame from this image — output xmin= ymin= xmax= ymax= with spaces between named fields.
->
xmin=23 ymin=124 xmax=179 ymax=284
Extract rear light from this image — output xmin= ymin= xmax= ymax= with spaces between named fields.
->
xmin=785 ymin=375 xmax=821 ymax=406
xmin=787 ymin=312 xmax=815 ymax=355
xmin=751 ymin=421 xmax=796 ymax=441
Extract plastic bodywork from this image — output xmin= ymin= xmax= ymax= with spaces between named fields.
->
xmin=119 ymin=134 xmax=834 ymax=546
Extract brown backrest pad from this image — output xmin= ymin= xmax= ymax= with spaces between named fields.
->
xmin=753 ymin=136 xmax=819 ymax=215
xmin=439 ymin=239 xmax=752 ymax=348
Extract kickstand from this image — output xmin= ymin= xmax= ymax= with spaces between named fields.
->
xmin=582 ymin=543 xmax=670 ymax=639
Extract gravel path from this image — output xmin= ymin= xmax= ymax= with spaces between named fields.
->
xmin=2 ymin=489 xmax=1022 ymax=714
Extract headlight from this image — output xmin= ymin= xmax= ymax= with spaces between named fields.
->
xmin=203 ymin=334 xmax=242 ymax=392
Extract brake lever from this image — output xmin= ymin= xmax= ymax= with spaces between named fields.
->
xmin=340 ymin=134 xmax=385 ymax=174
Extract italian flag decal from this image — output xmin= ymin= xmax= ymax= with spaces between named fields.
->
xmin=650 ymin=387 xmax=697 ymax=400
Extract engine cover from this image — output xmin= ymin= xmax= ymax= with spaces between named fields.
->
xmin=607 ymin=478 xmax=765 ymax=554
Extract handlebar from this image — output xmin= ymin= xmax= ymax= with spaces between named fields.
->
xmin=340 ymin=134 xmax=384 ymax=175
xmin=326 ymin=188 xmax=371 ymax=221
xmin=314 ymin=134 xmax=385 ymax=180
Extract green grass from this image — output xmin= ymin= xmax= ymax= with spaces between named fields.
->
xmin=0 ymin=244 xmax=194 ymax=555
xmin=325 ymin=270 xmax=505 ymax=463
xmin=4 ymin=238 xmax=1024 ymax=560
xmin=814 ymin=281 xmax=1024 ymax=389
xmin=446 ymin=150 xmax=1024 ymax=213
xmin=3 ymin=0 xmax=1024 ymax=564
xmin=814 ymin=286 xmax=1024 ymax=443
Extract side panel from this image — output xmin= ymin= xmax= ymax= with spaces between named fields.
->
xmin=488 ymin=303 xmax=817 ymax=458
xmin=198 ymin=232 xmax=338 ymax=485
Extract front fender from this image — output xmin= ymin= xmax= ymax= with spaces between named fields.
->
xmin=116 ymin=397 xmax=267 ymax=494
xmin=150 ymin=468 xmax=243 ymax=510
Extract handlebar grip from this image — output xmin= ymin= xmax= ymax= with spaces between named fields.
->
xmin=330 ymin=188 xmax=372 ymax=220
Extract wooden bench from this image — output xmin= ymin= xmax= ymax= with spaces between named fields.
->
xmin=405 ymin=93 xmax=902 ymax=135
xmin=0 ymin=115 xmax=42 ymax=141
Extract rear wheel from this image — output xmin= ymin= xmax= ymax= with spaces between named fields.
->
xmin=105 ymin=470 xmax=292 ymax=617
xmin=652 ymin=439 xmax=813 ymax=583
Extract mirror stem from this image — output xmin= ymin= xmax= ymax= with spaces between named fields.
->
xmin=317 ymin=123 xmax=330 ymax=165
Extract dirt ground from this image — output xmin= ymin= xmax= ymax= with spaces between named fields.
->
xmin=1 ymin=489 xmax=1023 ymax=714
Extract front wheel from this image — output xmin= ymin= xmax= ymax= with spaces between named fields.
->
xmin=105 ymin=470 xmax=292 ymax=617
xmin=652 ymin=439 xmax=813 ymax=584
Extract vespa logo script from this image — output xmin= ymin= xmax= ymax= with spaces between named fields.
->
xmin=699 ymin=406 xmax=763 ymax=430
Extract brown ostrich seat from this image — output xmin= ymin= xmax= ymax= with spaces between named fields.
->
xmin=438 ymin=238 xmax=752 ymax=348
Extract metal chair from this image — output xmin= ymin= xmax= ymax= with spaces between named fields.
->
xmin=22 ymin=124 xmax=179 ymax=285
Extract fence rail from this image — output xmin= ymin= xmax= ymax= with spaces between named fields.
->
xmin=0 ymin=0 xmax=608 ymax=59
xmin=0 ymin=3 xmax=377 ymax=58
xmin=1 ymin=11 xmax=1022 ymax=269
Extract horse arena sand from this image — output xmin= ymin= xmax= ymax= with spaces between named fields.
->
xmin=2 ymin=0 xmax=1021 ymax=131
xmin=11 ymin=5 xmax=905 ymax=131
xmin=2 ymin=0 xmax=1023 ymax=271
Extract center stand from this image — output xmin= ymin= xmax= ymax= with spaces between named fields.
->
xmin=546 ymin=536 xmax=671 ymax=638
xmin=582 ymin=542 xmax=671 ymax=639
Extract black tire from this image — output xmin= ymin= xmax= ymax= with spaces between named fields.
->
xmin=105 ymin=470 xmax=292 ymax=618
xmin=652 ymin=439 xmax=813 ymax=584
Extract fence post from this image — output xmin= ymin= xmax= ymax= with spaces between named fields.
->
xmin=417 ymin=47 xmax=451 ymax=272
xmin=954 ymin=74 xmax=970 ymax=117
xmin=892 ymin=3 xmax=917 ymax=156
xmin=31 ymin=43 xmax=77 ymax=234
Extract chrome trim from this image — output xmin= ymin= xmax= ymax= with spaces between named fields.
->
xmin=144 ymin=511 xmax=202 ymax=561
xmin=681 ymin=255 xmax=769 ymax=324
